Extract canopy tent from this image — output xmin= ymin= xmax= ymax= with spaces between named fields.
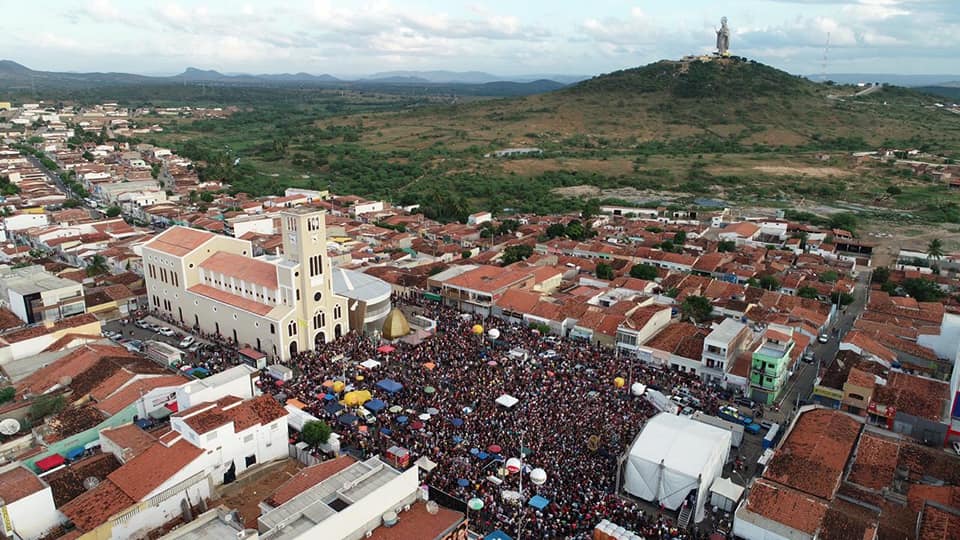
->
xmin=149 ymin=407 xmax=172 ymax=420
xmin=495 ymin=394 xmax=519 ymax=409
xmin=360 ymin=359 xmax=381 ymax=370
xmin=415 ymin=456 xmax=437 ymax=472
xmin=528 ymin=495 xmax=550 ymax=510
xmin=485 ymin=530 xmax=514 ymax=540
xmin=339 ymin=413 xmax=358 ymax=426
xmin=377 ymin=379 xmax=404 ymax=393
xmin=35 ymin=454 xmax=65 ymax=472
xmin=709 ymin=476 xmax=744 ymax=512
xmin=623 ymin=412 xmax=731 ymax=524
xmin=324 ymin=402 xmax=344 ymax=415
xmin=377 ymin=345 xmax=396 ymax=354
xmin=65 ymin=447 xmax=85 ymax=460
xmin=286 ymin=404 xmax=322 ymax=431
xmin=365 ymin=399 xmax=387 ymax=412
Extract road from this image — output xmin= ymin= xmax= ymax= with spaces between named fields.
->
xmin=25 ymin=153 xmax=100 ymax=216
xmin=776 ymin=270 xmax=871 ymax=412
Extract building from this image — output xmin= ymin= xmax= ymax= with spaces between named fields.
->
xmin=436 ymin=265 xmax=536 ymax=316
xmin=613 ymin=305 xmax=673 ymax=357
xmin=143 ymin=208 xmax=372 ymax=362
xmin=749 ymin=326 xmax=804 ymax=405
xmin=700 ymin=318 xmax=753 ymax=386
xmin=0 ymin=265 xmax=85 ymax=324
xmin=0 ymin=465 xmax=61 ymax=539
xmin=257 ymin=455 xmax=466 ymax=540
xmin=331 ymin=268 xmax=393 ymax=335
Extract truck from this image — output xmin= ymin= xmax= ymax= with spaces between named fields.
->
xmin=718 ymin=405 xmax=753 ymax=426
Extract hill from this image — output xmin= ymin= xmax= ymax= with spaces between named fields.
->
xmin=143 ymin=57 xmax=960 ymax=226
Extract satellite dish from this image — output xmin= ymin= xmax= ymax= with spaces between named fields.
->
xmin=426 ymin=501 xmax=439 ymax=515
xmin=59 ymin=376 xmax=72 ymax=386
xmin=82 ymin=476 xmax=100 ymax=490
xmin=0 ymin=419 xmax=20 ymax=435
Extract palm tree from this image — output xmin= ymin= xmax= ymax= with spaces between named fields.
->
xmin=927 ymin=238 xmax=944 ymax=262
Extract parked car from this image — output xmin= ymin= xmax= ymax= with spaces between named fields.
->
xmin=802 ymin=351 xmax=815 ymax=364
xmin=157 ymin=327 xmax=175 ymax=337
xmin=734 ymin=397 xmax=756 ymax=409
xmin=124 ymin=340 xmax=144 ymax=353
xmin=135 ymin=319 xmax=151 ymax=329
xmin=188 ymin=343 xmax=201 ymax=353
xmin=539 ymin=350 xmax=558 ymax=359
xmin=179 ymin=336 xmax=196 ymax=348
xmin=818 ymin=334 xmax=829 ymax=344
xmin=680 ymin=406 xmax=694 ymax=416
xmin=759 ymin=420 xmax=774 ymax=430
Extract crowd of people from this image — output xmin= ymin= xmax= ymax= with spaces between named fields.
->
xmin=266 ymin=295 xmax=729 ymax=540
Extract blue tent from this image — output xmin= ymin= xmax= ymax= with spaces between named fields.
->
xmin=457 ymin=478 xmax=470 ymax=487
xmin=396 ymin=416 xmax=408 ymax=424
xmin=65 ymin=447 xmax=85 ymax=460
xmin=470 ymin=447 xmax=480 ymax=456
xmin=324 ymin=402 xmax=344 ymax=415
xmin=453 ymin=436 xmax=464 ymax=444
xmin=376 ymin=379 xmax=404 ymax=393
xmin=449 ymin=418 xmax=464 ymax=427
xmin=339 ymin=413 xmax=358 ymax=426
xmin=485 ymin=531 xmax=514 ymax=540
xmin=323 ymin=393 xmax=336 ymax=401
xmin=379 ymin=427 xmax=392 ymax=436
xmin=475 ymin=451 xmax=489 ymax=460
xmin=529 ymin=495 xmax=550 ymax=510
xmin=365 ymin=399 xmax=387 ymax=412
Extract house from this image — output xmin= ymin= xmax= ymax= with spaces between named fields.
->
xmin=467 ymin=211 xmax=492 ymax=226
xmin=749 ymin=326 xmax=808 ymax=405
xmin=700 ymin=319 xmax=753 ymax=386
xmin=0 ymin=465 xmax=61 ymax=539
xmin=614 ymin=305 xmax=673 ymax=357
xmin=0 ymin=265 xmax=85 ymax=324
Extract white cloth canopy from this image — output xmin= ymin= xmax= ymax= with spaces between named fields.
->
xmin=360 ymin=359 xmax=381 ymax=370
xmin=285 ymin=404 xmax=320 ymax=432
xmin=709 ymin=476 xmax=744 ymax=507
xmin=623 ymin=413 xmax=731 ymax=523
xmin=495 ymin=394 xmax=519 ymax=409
xmin=415 ymin=456 xmax=437 ymax=472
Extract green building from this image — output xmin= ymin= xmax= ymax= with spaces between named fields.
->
xmin=749 ymin=327 xmax=796 ymax=405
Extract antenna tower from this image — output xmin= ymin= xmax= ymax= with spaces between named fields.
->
xmin=821 ymin=32 xmax=831 ymax=82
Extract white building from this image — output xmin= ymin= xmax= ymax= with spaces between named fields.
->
xmin=143 ymin=208 xmax=380 ymax=362
xmin=3 ymin=212 xmax=49 ymax=232
xmin=0 ymin=465 xmax=61 ymax=539
xmin=225 ymin=214 xmax=276 ymax=238
xmin=175 ymin=364 xmax=259 ymax=411
xmin=700 ymin=318 xmax=752 ymax=386
xmin=0 ymin=265 xmax=85 ymax=324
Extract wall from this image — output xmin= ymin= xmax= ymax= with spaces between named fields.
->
xmin=4 ymin=485 xmax=60 ymax=539
xmin=893 ymin=412 xmax=948 ymax=446
xmin=732 ymin=505 xmax=803 ymax=540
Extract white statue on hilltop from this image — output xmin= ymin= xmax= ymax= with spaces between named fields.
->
xmin=716 ymin=16 xmax=730 ymax=56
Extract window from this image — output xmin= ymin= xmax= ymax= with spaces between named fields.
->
xmin=244 ymin=434 xmax=254 ymax=443
xmin=270 ymin=324 xmax=275 ymax=334
xmin=206 ymin=432 xmax=217 ymax=441
xmin=296 ymin=289 xmax=300 ymax=301
xmin=314 ymin=311 xmax=325 ymax=329
xmin=314 ymin=292 xmax=322 ymax=302
xmin=309 ymin=254 xmax=323 ymax=277
xmin=334 ymin=305 xmax=342 ymax=319
xmin=288 ymin=321 xmax=297 ymax=337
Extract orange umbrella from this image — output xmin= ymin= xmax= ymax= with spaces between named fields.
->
xmin=321 ymin=380 xmax=335 ymax=388
xmin=423 ymin=362 xmax=436 ymax=370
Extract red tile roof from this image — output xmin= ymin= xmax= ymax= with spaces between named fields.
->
xmin=746 ymin=479 xmax=828 ymax=535
xmin=0 ymin=466 xmax=45 ymax=504
xmin=100 ymin=423 xmax=158 ymax=461
xmin=95 ymin=374 xmax=188 ymax=415
xmin=847 ymin=431 xmax=899 ymax=490
xmin=265 ymin=456 xmax=355 ymax=507
xmin=873 ymin=372 xmax=949 ymax=422
xmin=199 ymin=251 xmax=278 ymax=289
xmin=145 ymin=226 xmax=214 ymax=256
xmin=368 ymin=501 xmax=465 ymax=540
xmin=765 ymin=409 xmax=861 ymax=499
xmin=2 ymin=313 xmax=99 ymax=344
xmin=16 ymin=343 xmax=134 ymax=397
xmin=444 ymin=265 xmax=533 ymax=294
xmin=107 ymin=439 xmax=203 ymax=500
xmin=188 ymin=284 xmax=274 ymax=316
xmin=177 ymin=394 xmax=286 ymax=435
xmin=60 ymin=478 xmax=135 ymax=531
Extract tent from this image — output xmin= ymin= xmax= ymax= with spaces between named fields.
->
xmin=528 ymin=495 xmax=550 ymax=510
xmin=324 ymin=402 xmax=344 ymax=415
xmin=365 ymin=399 xmax=387 ymax=412
xmin=485 ymin=530 xmax=513 ymax=540
xmin=360 ymin=359 xmax=381 ymax=370
xmin=415 ymin=456 xmax=437 ymax=472
xmin=623 ymin=412 xmax=731 ymax=524
xmin=377 ymin=379 xmax=404 ymax=393
xmin=709 ymin=476 xmax=744 ymax=512
xmin=377 ymin=345 xmax=396 ymax=354
xmin=495 ymin=394 xmax=519 ymax=409
xmin=343 ymin=390 xmax=372 ymax=407
xmin=286 ymin=404 xmax=321 ymax=431
xmin=65 ymin=447 xmax=85 ymax=460
xmin=339 ymin=413 xmax=358 ymax=426
xmin=35 ymin=454 xmax=65 ymax=472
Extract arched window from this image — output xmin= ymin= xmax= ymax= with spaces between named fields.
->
xmin=334 ymin=305 xmax=342 ymax=319
xmin=288 ymin=321 xmax=297 ymax=337
xmin=313 ymin=311 xmax=325 ymax=329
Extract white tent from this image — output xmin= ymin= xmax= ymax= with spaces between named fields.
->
xmin=623 ymin=412 xmax=731 ymax=523
xmin=495 ymin=394 xmax=519 ymax=409
xmin=709 ymin=476 xmax=744 ymax=512
xmin=360 ymin=359 xmax=381 ymax=370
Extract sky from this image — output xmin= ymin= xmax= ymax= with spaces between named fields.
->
xmin=0 ymin=0 xmax=958 ymax=77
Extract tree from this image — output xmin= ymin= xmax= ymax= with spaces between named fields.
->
xmin=830 ymin=291 xmax=855 ymax=306
xmin=62 ymin=199 xmax=81 ymax=209
xmin=81 ymin=151 xmax=94 ymax=162
xmin=545 ymin=223 xmax=566 ymax=239
xmin=199 ymin=191 xmax=215 ymax=203
xmin=681 ymin=295 xmax=713 ymax=322
xmin=673 ymin=231 xmax=687 ymax=245
xmin=797 ymin=286 xmax=820 ymax=299
xmin=596 ymin=262 xmax=614 ymax=280
xmin=461 ymin=250 xmax=471 ymax=259
xmin=927 ymin=238 xmax=944 ymax=262
xmin=819 ymin=270 xmax=838 ymax=283
xmin=501 ymin=244 xmax=533 ymax=265
xmin=659 ymin=240 xmax=675 ymax=252
xmin=717 ymin=240 xmax=736 ymax=252
xmin=30 ymin=394 xmax=66 ymax=420
xmin=0 ymin=387 xmax=14 ymax=404
xmin=105 ymin=206 xmax=122 ymax=218
xmin=901 ymin=278 xmax=945 ymax=302
xmin=871 ymin=266 xmax=891 ymax=284
xmin=828 ymin=213 xmax=858 ymax=234
xmin=86 ymin=254 xmax=109 ymax=277
xmin=886 ymin=185 xmax=902 ymax=195
xmin=629 ymin=263 xmax=659 ymax=280
xmin=302 ymin=420 xmax=332 ymax=447
xmin=581 ymin=199 xmax=601 ymax=220
xmin=759 ymin=275 xmax=780 ymax=291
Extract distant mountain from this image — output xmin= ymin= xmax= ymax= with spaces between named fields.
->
xmin=814 ymin=73 xmax=960 ymax=87
xmin=0 ymin=60 xmax=565 ymax=97
xmin=364 ymin=69 xmax=588 ymax=85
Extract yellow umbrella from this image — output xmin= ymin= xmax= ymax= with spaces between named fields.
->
xmin=614 ymin=377 xmax=625 ymax=388
xmin=472 ymin=324 xmax=484 ymax=335
xmin=332 ymin=381 xmax=345 ymax=393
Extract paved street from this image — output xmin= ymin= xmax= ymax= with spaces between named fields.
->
xmin=775 ymin=270 xmax=871 ymax=416
xmin=25 ymin=153 xmax=100 ymax=215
